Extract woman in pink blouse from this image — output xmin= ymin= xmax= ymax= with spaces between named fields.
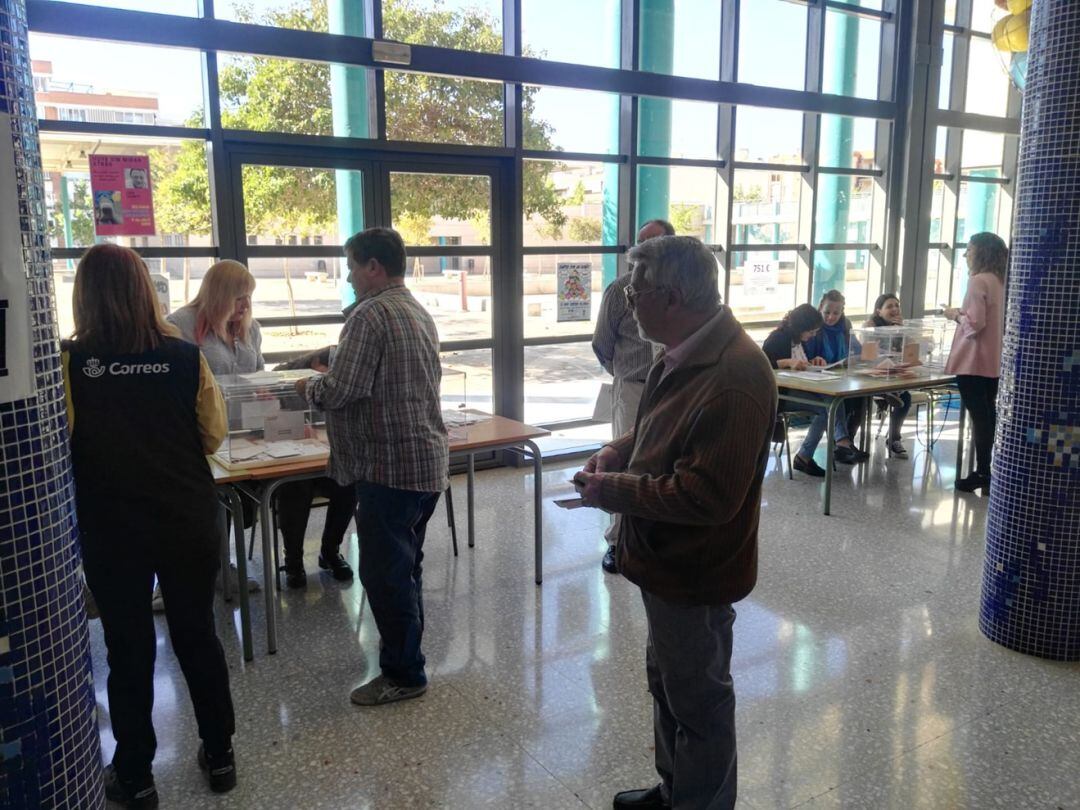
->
xmin=944 ymin=232 xmax=1007 ymax=494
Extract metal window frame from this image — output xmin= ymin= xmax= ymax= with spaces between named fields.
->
xmin=26 ymin=0 xmax=1020 ymax=437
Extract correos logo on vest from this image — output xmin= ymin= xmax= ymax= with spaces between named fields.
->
xmin=82 ymin=358 xmax=106 ymax=378
xmin=82 ymin=357 xmax=170 ymax=377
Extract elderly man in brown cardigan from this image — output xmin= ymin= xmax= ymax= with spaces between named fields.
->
xmin=574 ymin=236 xmax=777 ymax=810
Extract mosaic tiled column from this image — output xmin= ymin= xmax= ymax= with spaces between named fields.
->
xmin=0 ymin=1 xmax=104 ymax=806
xmin=980 ymin=0 xmax=1080 ymax=661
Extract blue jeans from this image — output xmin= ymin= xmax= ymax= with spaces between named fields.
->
xmin=885 ymin=390 xmax=912 ymax=443
xmin=782 ymin=395 xmax=850 ymax=459
xmin=354 ymin=481 xmax=441 ymax=687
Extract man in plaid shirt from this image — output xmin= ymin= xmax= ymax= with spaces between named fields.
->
xmin=297 ymin=227 xmax=448 ymax=706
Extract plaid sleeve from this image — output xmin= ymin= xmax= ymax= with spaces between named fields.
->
xmin=307 ymin=308 xmax=385 ymax=410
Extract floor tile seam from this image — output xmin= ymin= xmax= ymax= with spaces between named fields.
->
xmin=508 ymin=742 xmax=593 ymax=809
xmin=783 ymin=702 xmax=1002 ymax=809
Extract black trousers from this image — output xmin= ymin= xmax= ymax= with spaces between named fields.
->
xmin=276 ymin=476 xmax=357 ymax=563
xmin=81 ymin=525 xmax=235 ymax=782
xmin=956 ymin=374 xmax=999 ymax=477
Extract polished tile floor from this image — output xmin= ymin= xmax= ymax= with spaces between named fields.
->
xmin=91 ymin=424 xmax=1080 ymax=809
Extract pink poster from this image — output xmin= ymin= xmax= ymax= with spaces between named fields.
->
xmin=88 ymin=154 xmax=155 ymax=236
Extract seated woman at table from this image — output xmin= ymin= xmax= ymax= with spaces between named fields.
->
xmin=863 ymin=292 xmax=913 ymax=459
xmin=804 ymin=289 xmax=865 ymax=442
xmin=763 ymin=304 xmax=867 ymax=477
xmin=62 ymin=244 xmax=237 ymax=801
xmin=170 ymin=260 xmax=356 ymax=589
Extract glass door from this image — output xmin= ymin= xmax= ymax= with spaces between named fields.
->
xmin=229 ymin=151 xmax=375 ymax=364
xmin=382 ymin=162 xmax=500 ymax=415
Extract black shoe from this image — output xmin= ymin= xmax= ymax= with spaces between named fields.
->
xmin=793 ymin=454 xmax=826 ymax=477
xmin=318 ymin=550 xmax=354 ymax=581
xmin=104 ymin=764 xmax=159 ymax=809
xmin=955 ymin=473 xmax=990 ymax=494
xmin=284 ymin=565 xmax=307 ymax=589
xmin=834 ymin=445 xmax=858 ymax=464
xmin=601 ymin=545 xmax=619 ymax=574
xmin=197 ymin=743 xmax=237 ymax=794
xmin=613 ymin=784 xmax=670 ymax=809
xmin=888 ymin=440 xmax=909 ymax=459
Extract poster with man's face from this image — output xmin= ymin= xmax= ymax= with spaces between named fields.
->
xmin=89 ymin=154 xmax=155 ymax=236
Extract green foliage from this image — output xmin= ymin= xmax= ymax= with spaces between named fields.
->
xmin=150 ymin=131 xmax=212 ymax=238
xmin=668 ymin=203 xmax=699 ymax=236
xmin=189 ymin=0 xmax=566 ymax=244
xmin=733 ymin=183 xmax=765 ymax=203
xmin=567 ymin=217 xmax=601 ymax=243
xmin=565 ymin=180 xmax=587 ymax=207
xmin=50 ymin=178 xmax=95 ymax=247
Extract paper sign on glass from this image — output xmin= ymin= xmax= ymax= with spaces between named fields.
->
xmin=902 ymin=342 xmax=922 ymax=366
xmin=264 ymin=411 xmax=306 ymax=442
xmin=89 ymin=154 xmax=155 ymax=236
xmin=557 ymin=262 xmax=592 ymax=322
xmin=861 ymin=341 xmax=879 ymax=361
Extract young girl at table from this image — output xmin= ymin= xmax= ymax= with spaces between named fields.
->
xmin=803 ymin=289 xmax=866 ymax=442
xmin=763 ymin=304 xmax=867 ymax=476
xmin=171 ymin=261 xmax=356 ymax=589
xmin=863 ymin=292 xmax=912 ymax=458
xmin=62 ymin=244 xmax=237 ymax=802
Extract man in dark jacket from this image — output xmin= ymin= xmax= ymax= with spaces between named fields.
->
xmin=575 ymin=236 xmax=777 ymax=810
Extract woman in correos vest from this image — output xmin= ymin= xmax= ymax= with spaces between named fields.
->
xmin=62 ymin=244 xmax=237 ymax=806
xmin=945 ymin=232 xmax=1007 ymax=494
xmin=170 ymin=261 xmax=356 ymax=587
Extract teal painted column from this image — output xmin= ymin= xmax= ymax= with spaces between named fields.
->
xmin=813 ymin=12 xmax=859 ymax=302
xmin=633 ymin=0 xmax=674 ymax=283
xmin=329 ymin=0 xmax=369 ymax=308
xmin=957 ymin=169 xmax=999 ymax=302
xmin=60 ymin=173 xmax=74 ymax=268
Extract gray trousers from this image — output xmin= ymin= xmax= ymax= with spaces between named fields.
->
xmin=642 ymin=590 xmax=737 ymax=810
xmin=605 ymin=377 xmax=645 ymax=545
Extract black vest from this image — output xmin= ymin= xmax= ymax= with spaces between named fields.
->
xmin=66 ymin=336 xmax=218 ymax=539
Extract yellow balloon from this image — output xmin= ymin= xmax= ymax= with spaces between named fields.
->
xmin=992 ymin=12 xmax=1029 ymax=53
xmin=1008 ymin=0 xmax=1032 ymax=14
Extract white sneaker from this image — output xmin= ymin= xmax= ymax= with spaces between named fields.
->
xmin=215 ymin=563 xmax=261 ymax=594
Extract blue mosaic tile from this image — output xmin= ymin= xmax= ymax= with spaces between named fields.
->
xmin=0 ymin=0 xmax=103 ymax=805
xmin=980 ymin=0 xmax=1080 ymax=662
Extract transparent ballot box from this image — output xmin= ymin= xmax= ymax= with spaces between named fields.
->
xmin=441 ymin=366 xmax=470 ymax=426
xmin=904 ymin=316 xmax=955 ymax=372
xmin=213 ymin=369 xmax=329 ymax=470
xmin=848 ymin=325 xmax=932 ymax=377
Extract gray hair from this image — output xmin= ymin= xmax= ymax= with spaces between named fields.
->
xmin=627 ymin=235 xmax=720 ymax=313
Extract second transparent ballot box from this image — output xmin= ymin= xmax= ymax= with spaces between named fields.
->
xmin=904 ymin=316 xmax=955 ymax=371
xmin=440 ymin=366 xmax=470 ymax=426
xmin=848 ymin=325 xmax=933 ymax=377
xmin=213 ymin=369 xmax=329 ymax=470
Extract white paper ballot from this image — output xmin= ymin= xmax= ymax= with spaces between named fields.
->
xmin=264 ymin=441 xmax=305 ymax=459
xmin=238 ymin=371 xmax=282 ymax=383
xmin=264 ymin=410 xmax=306 ymax=442
xmin=778 ymin=370 xmax=841 ymax=381
xmin=240 ymin=399 xmax=281 ymax=429
xmin=228 ymin=444 xmax=264 ymax=461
